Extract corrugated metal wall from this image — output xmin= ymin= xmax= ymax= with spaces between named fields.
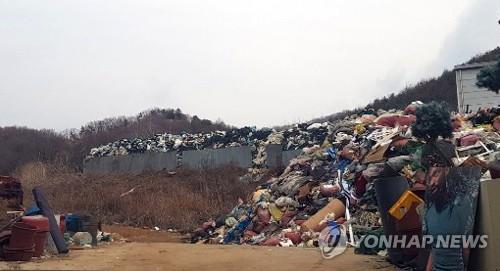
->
xmin=456 ymin=68 xmax=500 ymax=113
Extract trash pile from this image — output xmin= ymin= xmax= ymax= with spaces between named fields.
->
xmin=87 ymin=127 xmax=269 ymax=158
xmin=0 ymin=178 xmax=112 ymax=261
xmin=191 ymin=102 xmax=500 ymax=267
xmin=86 ymin=123 xmax=333 ymax=168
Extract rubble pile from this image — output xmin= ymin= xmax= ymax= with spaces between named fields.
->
xmin=191 ymin=103 xmax=500 ymax=256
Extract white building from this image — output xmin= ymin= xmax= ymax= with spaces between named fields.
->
xmin=454 ymin=61 xmax=500 ymax=113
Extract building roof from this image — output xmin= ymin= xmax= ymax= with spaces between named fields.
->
xmin=454 ymin=61 xmax=497 ymax=71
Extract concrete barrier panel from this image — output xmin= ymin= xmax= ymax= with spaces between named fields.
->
xmin=84 ymin=151 xmax=176 ymax=174
xmin=282 ymin=149 xmax=302 ymax=167
xmin=182 ymin=146 xmax=252 ymax=169
xmin=265 ymin=144 xmax=283 ymax=169
xmin=145 ymin=152 xmax=177 ymax=172
xmin=131 ymin=154 xmax=149 ymax=174
xmin=84 ymin=156 xmax=116 ymax=174
xmin=265 ymin=145 xmax=302 ymax=169
xmin=84 ymin=146 xmax=254 ymax=173
xmin=83 ymin=157 xmax=100 ymax=174
xmin=118 ymin=155 xmax=134 ymax=173
xmin=109 ymin=156 xmax=121 ymax=173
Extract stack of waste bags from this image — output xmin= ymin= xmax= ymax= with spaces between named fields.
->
xmin=87 ymin=127 xmax=271 ymax=158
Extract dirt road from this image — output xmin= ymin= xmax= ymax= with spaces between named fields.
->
xmin=0 ymin=226 xmax=397 ymax=271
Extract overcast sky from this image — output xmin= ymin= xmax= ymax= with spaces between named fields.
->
xmin=1 ymin=0 xmax=499 ymax=130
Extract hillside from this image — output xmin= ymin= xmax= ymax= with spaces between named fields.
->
xmin=0 ymin=108 xmax=232 ymax=174
xmin=312 ymin=47 xmax=500 ymax=123
xmin=2 ymin=47 xmax=500 ymax=174
xmin=0 ymin=127 xmax=72 ymax=174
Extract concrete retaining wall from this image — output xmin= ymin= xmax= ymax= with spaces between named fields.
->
xmin=84 ymin=152 xmax=177 ymax=174
xmin=265 ymin=144 xmax=283 ymax=169
xmin=84 ymin=145 xmax=302 ymax=174
xmin=265 ymin=144 xmax=302 ymax=169
xmin=182 ymin=146 xmax=252 ymax=170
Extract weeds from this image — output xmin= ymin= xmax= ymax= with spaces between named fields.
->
xmin=15 ymin=163 xmax=256 ymax=231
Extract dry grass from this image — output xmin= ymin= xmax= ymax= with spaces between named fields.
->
xmin=15 ymin=163 xmax=256 ymax=231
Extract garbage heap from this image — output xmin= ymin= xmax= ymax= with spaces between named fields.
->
xmin=88 ymin=127 xmax=268 ymax=158
xmin=86 ymin=122 xmax=332 ymax=168
xmin=191 ymin=103 xmax=500 ymax=254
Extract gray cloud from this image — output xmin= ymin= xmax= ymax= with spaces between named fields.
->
xmin=429 ymin=0 xmax=500 ymax=73
xmin=0 ymin=0 xmax=496 ymax=130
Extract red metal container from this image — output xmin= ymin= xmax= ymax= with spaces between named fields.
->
xmin=59 ymin=215 xmax=66 ymax=234
xmin=9 ymin=222 xmax=36 ymax=250
xmin=3 ymin=244 xmax=35 ymax=261
xmin=21 ymin=216 xmax=49 ymax=257
xmin=21 ymin=216 xmax=50 ymax=232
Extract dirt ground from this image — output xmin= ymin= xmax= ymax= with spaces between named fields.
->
xmin=0 ymin=226 xmax=397 ymax=271
xmin=102 ymin=224 xmax=184 ymax=243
